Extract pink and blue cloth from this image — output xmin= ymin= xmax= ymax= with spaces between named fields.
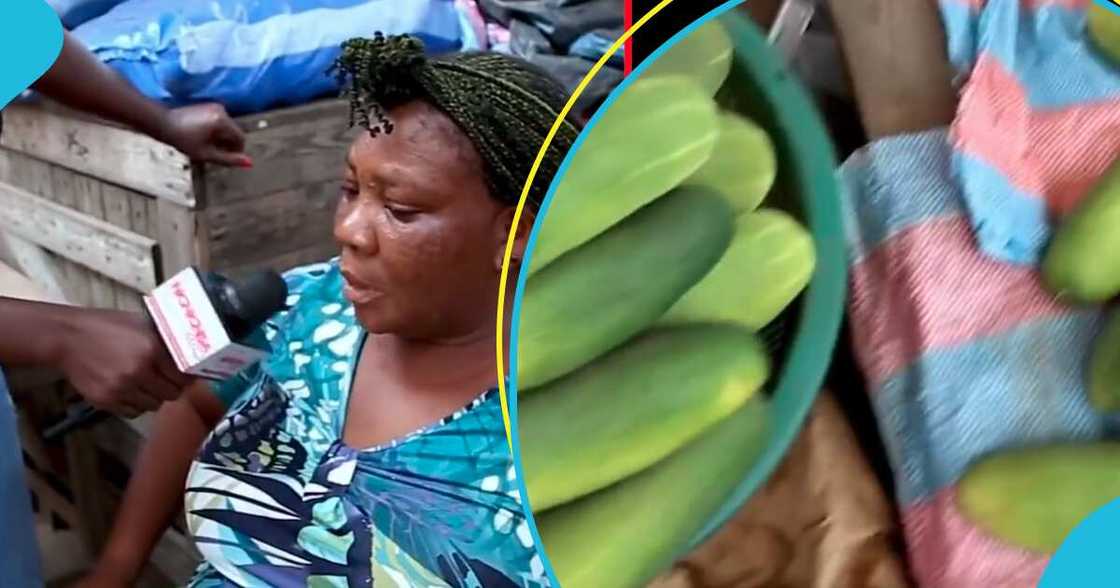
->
xmin=941 ymin=0 xmax=1120 ymax=265
xmin=840 ymin=1 xmax=1120 ymax=586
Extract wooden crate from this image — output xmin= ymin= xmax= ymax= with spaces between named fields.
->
xmin=0 ymin=97 xmax=355 ymax=310
xmin=0 ymin=97 xmax=359 ymax=583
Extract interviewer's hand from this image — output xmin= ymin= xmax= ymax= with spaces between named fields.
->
xmin=54 ymin=308 xmax=192 ymax=418
xmin=159 ymin=103 xmax=252 ymax=168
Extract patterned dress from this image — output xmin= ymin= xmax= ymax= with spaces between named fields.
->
xmin=182 ymin=260 xmax=548 ymax=588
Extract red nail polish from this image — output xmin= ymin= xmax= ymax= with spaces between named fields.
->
xmin=237 ymin=156 xmax=254 ymax=168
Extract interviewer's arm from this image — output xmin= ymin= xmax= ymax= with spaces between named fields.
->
xmin=30 ymin=31 xmax=251 ymax=167
xmin=0 ymin=297 xmax=188 ymax=416
xmin=80 ymin=383 xmax=226 ymax=587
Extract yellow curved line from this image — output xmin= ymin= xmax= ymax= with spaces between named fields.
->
xmin=495 ymin=0 xmax=679 ymax=448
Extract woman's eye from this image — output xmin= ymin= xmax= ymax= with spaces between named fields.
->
xmin=340 ymin=185 xmax=359 ymax=200
xmin=386 ymin=205 xmax=420 ymax=221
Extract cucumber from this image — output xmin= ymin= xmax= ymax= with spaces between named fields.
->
xmin=1089 ymin=0 xmax=1120 ymax=66
xmin=958 ymin=443 xmax=1120 ymax=554
xmin=1043 ymin=158 xmax=1120 ymax=303
xmin=1090 ymin=309 xmax=1120 ymax=412
xmin=536 ymin=399 xmax=770 ymax=588
xmin=528 ymin=76 xmax=719 ymax=276
xmin=520 ymin=325 xmax=769 ymax=511
xmin=683 ymin=111 xmax=777 ymax=214
xmin=517 ymin=187 xmax=734 ymax=390
xmin=659 ymin=209 xmax=816 ymax=331
xmin=640 ymin=19 xmax=734 ymax=97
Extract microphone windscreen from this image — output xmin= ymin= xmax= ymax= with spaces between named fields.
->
xmin=232 ymin=270 xmax=289 ymax=330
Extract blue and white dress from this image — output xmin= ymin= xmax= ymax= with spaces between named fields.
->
xmin=183 ymin=260 xmax=547 ymax=588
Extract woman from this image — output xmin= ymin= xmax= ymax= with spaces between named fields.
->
xmin=78 ymin=33 xmax=580 ymax=587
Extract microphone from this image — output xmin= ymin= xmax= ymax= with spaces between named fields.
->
xmin=42 ymin=267 xmax=288 ymax=442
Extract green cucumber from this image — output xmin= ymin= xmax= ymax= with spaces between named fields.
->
xmin=958 ymin=443 xmax=1120 ymax=554
xmin=521 ymin=325 xmax=769 ymax=511
xmin=1089 ymin=1 xmax=1120 ymax=66
xmin=660 ymin=208 xmax=815 ymax=331
xmin=1043 ymin=158 xmax=1120 ymax=303
xmin=683 ymin=111 xmax=777 ymax=214
xmin=640 ymin=19 xmax=734 ymax=96
xmin=1090 ymin=310 xmax=1120 ymax=412
xmin=528 ymin=76 xmax=719 ymax=276
xmin=536 ymin=399 xmax=770 ymax=588
xmin=518 ymin=187 xmax=734 ymax=390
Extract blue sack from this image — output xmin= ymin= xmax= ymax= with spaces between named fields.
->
xmin=72 ymin=0 xmax=474 ymax=115
xmin=47 ymin=0 xmax=126 ymax=29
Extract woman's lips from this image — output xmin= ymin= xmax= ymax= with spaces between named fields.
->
xmin=343 ymin=283 xmax=380 ymax=305
xmin=341 ymin=269 xmax=380 ymax=304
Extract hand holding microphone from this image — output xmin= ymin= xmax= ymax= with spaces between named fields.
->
xmin=53 ymin=308 xmax=191 ymax=418
xmin=39 ymin=267 xmax=288 ymax=441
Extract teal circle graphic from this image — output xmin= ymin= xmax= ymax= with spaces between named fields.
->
xmin=0 ymin=1 xmax=63 ymax=110
xmin=1038 ymin=496 xmax=1120 ymax=587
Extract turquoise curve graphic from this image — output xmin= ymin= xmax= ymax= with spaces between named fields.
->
xmin=506 ymin=1 xmax=746 ymax=586
xmin=0 ymin=1 xmax=63 ymax=110
xmin=1038 ymin=496 xmax=1120 ymax=587
xmin=1096 ymin=0 xmax=1120 ymax=16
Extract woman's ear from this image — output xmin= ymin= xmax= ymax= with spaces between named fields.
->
xmin=493 ymin=206 xmax=535 ymax=273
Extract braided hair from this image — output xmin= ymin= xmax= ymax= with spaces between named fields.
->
xmin=328 ymin=33 xmax=581 ymax=212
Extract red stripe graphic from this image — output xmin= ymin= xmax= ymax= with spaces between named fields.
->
xmin=624 ymin=0 xmax=633 ymax=75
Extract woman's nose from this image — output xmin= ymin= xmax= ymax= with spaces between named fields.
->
xmin=334 ymin=203 xmax=378 ymax=254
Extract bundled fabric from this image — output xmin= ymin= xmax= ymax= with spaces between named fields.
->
xmin=841 ymin=127 xmax=1112 ymax=588
xmin=477 ymin=0 xmax=623 ymax=119
xmin=71 ymin=0 xmax=475 ymax=116
xmin=46 ymin=0 xmax=125 ymax=29
xmin=938 ymin=0 xmax=1120 ymax=265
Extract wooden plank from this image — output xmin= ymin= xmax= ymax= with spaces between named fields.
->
xmin=146 ymin=198 xmax=161 ymax=242
xmin=130 ymin=193 xmax=153 ymax=238
xmin=217 ymin=241 xmax=337 ymax=280
xmin=56 ymin=257 xmax=95 ymax=308
xmin=0 ymin=233 xmax=70 ymax=304
xmin=4 ymin=154 xmax=91 ymax=306
xmin=113 ymin=286 xmax=144 ymax=312
xmin=25 ymin=468 xmax=82 ymax=527
xmin=67 ymin=171 xmax=106 ymax=219
xmin=59 ymin=168 xmax=117 ymax=308
xmin=205 ymin=99 xmax=354 ymax=205
xmin=16 ymin=405 xmax=58 ymax=474
xmin=0 ymin=104 xmax=195 ymax=207
xmin=65 ymin=425 xmax=115 ymax=552
xmin=0 ymin=181 xmax=159 ymax=292
xmin=21 ymin=155 xmax=56 ymax=203
xmin=92 ymin=417 xmax=145 ymax=468
xmin=102 ymin=185 xmax=132 ymax=228
xmin=150 ymin=528 xmax=202 ymax=585
xmin=157 ymin=199 xmax=199 ymax=278
xmin=236 ymin=97 xmax=351 ymax=131
xmin=205 ymin=181 xmax=337 ymax=270
xmin=100 ymin=183 xmax=145 ymax=308
xmin=824 ymin=0 xmax=956 ymax=138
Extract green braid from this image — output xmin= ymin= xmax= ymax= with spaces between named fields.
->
xmin=328 ymin=33 xmax=581 ymax=211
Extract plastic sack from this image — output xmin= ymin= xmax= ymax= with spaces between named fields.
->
xmin=46 ymin=0 xmax=125 ymax=29
xmin=72 ymin=0 xmax=474 ymax=115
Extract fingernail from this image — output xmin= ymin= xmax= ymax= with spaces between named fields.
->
xmin=237 ymin=155 xmax=254 ymax=168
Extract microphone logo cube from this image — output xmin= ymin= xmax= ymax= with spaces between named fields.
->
xmin=144 ymin=267 xmax=268 ymax=380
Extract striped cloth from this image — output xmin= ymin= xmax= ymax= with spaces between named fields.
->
xmin=841 ymin=129 xmax=1109 ymax=588
xmin=840 ymin=3 xmax=1120 ymax=586
xmin=939 ymin=0 xmax=1120 ymax=265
